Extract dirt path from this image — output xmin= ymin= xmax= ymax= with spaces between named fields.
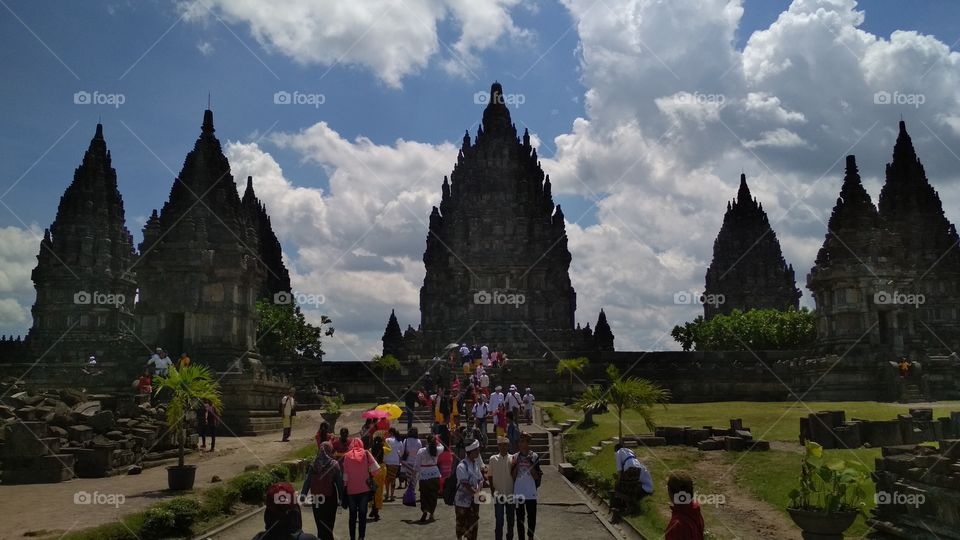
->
xmin=693 ymin=452 xmax=800 ymax=540
xmin=0 ymin=409 xmax=355 ymax=539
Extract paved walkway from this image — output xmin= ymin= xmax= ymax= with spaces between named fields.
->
xmin=0 ymin=409 xmax=333 ymax=539
xmin=209 ymin=466 xmax=615 ymax=540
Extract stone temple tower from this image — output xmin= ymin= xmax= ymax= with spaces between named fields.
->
xmin=241 ymin=176 xmax=292 ymax=301
xmin=136 ymin=110 xmax=265 ymax=369
xmin=27 ymin=124 xmax=138 ymax=362
xmin=703 ymin=174 xmax=801 ymax=319
xmin=415 ymin=82 xmax=587 ymax=357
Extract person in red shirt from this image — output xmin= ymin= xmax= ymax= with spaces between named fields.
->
xmin=665 ymin=473 xmax=705 ymax=540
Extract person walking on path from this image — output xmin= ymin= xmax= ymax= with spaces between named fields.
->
xmin=342 ymin=438 xmax=380 ymax=540
xmin=472 ymin=395 xmax=489 ymax=447
xmin=455 ymin=439 xmax=484 ymax=540
xmin=301 ymin=441 xmax=346 ymax=540
xmin=665 ymin=473 xmax=705 ymax=540
xmin=506 ymin=412 xmax=521 ymax=454
xmin=315 ymin=422 xmax=333 ymax=449
xmin=505 ymin=385 xmax=522 ymax=420
xmin=280 ymin=387 xmax=297 ymax=442
xmin=201 ymin=398 xmax=218 ymax=452
xmin=400 ymin=427 xmax=423 ymax=487
xmin=489 ymin=386 xmax=504 ymax=416
xmin=384 ymin=428 xmax=402 ymax=501
xmin=368 ymin=436 xmax=386 ymax=521
xmin=522 ymin=388 xmax=535 ymax=425
xmin=512 ymin=433 xmax=542 ymax=540
xmin=413 ymin=434 xmax=444 ymax=522
xmin=487 ymin=436 xmax=516 ymax=540
xmin=332 ymin=428 xmax=352 ymax=461
xmin=403 ymin=386 xmax=417 ymax=432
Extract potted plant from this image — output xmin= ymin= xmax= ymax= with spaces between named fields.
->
xmin=153 ymin=364 xmax=222 ymax=491
xmin=321 ymin=393 xmax=345 ymax=433
xmin=787 ymin=441 xmax=869 ymax=539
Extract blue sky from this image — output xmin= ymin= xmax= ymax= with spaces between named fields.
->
xmin=1 ymin=0 xmax=959 ymax=358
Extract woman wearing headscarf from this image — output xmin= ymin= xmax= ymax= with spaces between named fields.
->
xmin=300 ymin=442 xmax=345 ymax=540
xmin=413 ymin=434 xmax=444 ymax=522
xmin=341 ymin=438 xmax=380 ymax=540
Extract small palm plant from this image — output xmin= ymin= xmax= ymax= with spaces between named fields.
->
xmin=574 ymin=364 xmax=669 ymax=439
xmin=153 ymin=364 xmax=222 ymax=468
xmin=555 ymin=357 xmax=589 ymax=387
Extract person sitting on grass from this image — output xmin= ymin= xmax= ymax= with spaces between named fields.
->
xmin=252 ymin=482 xmax=319 ymax=540
xmin=665 ymin=472 xmax=704 ymax=540
xmin=610 ymin=443 xmax=653 ymax=522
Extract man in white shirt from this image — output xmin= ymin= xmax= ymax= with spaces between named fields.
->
xmin=147 ymin=348 xmax=173 ymax=376
xmin=472 ymin=395 xmax=489 ymax=445
xmin=612 ymin=443 xmax=654 ymax=522
xmin=480 ymin=372 xmax=491 ymax=398
xmin=512 ymin=432 xmax=541 ymax=540
xmin=505 ymin=386 xmax=522 ymax=418
xmin=486 ymin=437 xmax=515 ymax=540
xmin=480 ymin=344 xmax=490 ymax=367
xmin=522 ymin=388 xmax=535 ymax=425
xmin=455 ymin=439 xmax=483 ymax=539
xmin=489 ymin=386 xmax=504 ymax=413
xmin=280 ymin=388 xmax=296 ymax=442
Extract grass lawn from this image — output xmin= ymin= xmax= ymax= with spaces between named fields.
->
xmin=542 ymin=400 xmax=960 ymax=539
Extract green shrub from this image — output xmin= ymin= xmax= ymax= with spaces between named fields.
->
xmin=162 ymin=496 xmax=200 ymax=531
xmin=141 ymin=507 xmax=176 ymax=539
xmin=266 ymin=463 xmax=293 ymax=482
xmin=200 ymin=485 xmax=241 ymax=518
xmin=231 ymin=470 xmax=275 ymax=504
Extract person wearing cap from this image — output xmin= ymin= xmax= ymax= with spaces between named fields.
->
xmin=486 ymin=436 xmax=516 ymax=540
xmin=522 ymin=388 xmax=535 ymax=425
xmin=489 ymin=385 xmax=504 ymax=414
xmin=147 ymin=348 xmax=173 ymax=376
xmin=512 ymin=432 xmax=542 ymax=540
xmin=505 ymin=386 xmax=522 ymax=419
xmin=252 ymin=482 xmax=319 ymax=540
xmin=455 ymin=439 xmax=483 ymax=540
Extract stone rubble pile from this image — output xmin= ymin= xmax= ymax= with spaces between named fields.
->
xmin=619 ymin=419 xmax=770 ymax=452
xmin=869 ymin=440 xmax=960 ymax=539
xmin=800 ymin=408 xmax=960 ymax=449
xmin=0 ymin=387 xmax=196 ymax=484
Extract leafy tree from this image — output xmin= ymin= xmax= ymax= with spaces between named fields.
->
xmin=153 ymin=364 xmax=222 ymax=468
xmin=256 ymin=300 xmax=333 ymax=360
xmin=370 ymin=354 xmax=401 ymax=378
xmin=555 ymin=357 xmax=589 ymax=386
xmin=574 ymin=364 xmax=670 ymax=440
xmin=671 ymin=308 xmax=815 ymax=351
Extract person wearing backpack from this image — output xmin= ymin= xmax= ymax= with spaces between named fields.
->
xmin=300 ymin=442 xmax=346 ymax=540
xmin=487 ymin=436 xmax=516 ymax=540
xmin=511 ymin=432 xmax=542 ymax=540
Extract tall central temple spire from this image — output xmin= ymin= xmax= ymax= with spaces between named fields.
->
xmin=404 ymin=82 xmax=596 ymax=357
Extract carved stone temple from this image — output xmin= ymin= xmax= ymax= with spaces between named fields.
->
xmin=808 ymin=122 xmax=960 ymax=355
xmin=26 ymin=124 xmax=138 ymax=362
xmin=703 ymin=174 xmax=801 ymax=319
xmin=383 ymin=82 xmax=608 ymax=358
